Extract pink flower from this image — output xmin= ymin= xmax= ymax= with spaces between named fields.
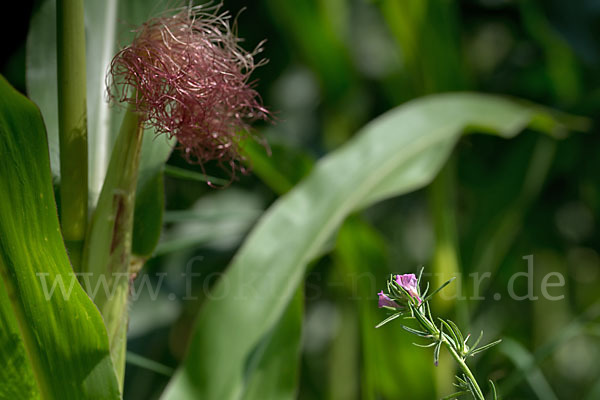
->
xmin=395 ymin=274 xmax=421 ymax=304
xmin=108 ymin=5 xmax=269 ymax=179
xmin=378 ymin=291 xmax=402 ymax=310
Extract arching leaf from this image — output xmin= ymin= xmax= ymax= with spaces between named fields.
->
xmin=162 ymin=93 xmax=581 ymax=399
xmin=0 ymin=75 xmax=120 ymax=399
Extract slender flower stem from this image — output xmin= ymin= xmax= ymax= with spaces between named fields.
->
xmin=442 ymin=339 xmax=486 ymax=400
xmin=56 ymin=0 xmax=88 ymax=271
xmin=414 ymin=306 xmax=486 ymax=400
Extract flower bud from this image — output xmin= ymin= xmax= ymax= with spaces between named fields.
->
xmin=377 ymin=291 xmax=402 ymax=310
xmin=393 ymin=273 xmax=422 ymax=305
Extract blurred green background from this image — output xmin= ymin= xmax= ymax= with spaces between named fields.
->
xmin=3 ymin=0 xmax=600 ymax=399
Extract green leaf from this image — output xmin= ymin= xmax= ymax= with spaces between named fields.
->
xmin=132 ymin=168 xmax=164 ymax=257
xmin=468 ymin=339 xmax=502 ymax=357
xmin=240 ymin=140 xmax=314 ymax=195
xmin=241 ymin=289 xmax=303 ymax=400
xmin=164 ymin=165 xmax=228 ymax=187
xmin=378 ymin=0 xmax=466 ymax=95
xmin=402 ymin=325 xmax=432 ymax=338
xmin=0 ymin=282 xmax=38 ymax=399
xmin=131 ymin=132 xmax=174 ymax=257
xmin=500 ymin=300 xmax=600 ymax=396
xmin=434 ymin=339 xmax=442 ymax=367
xmin=465 ymin=331 xmax=485 ymax=358
xmin=463 ymin=375 xmax=480 ymax=400
xmin=466 ymin=136 xmax=557 ymax=306
xmin=499 ymin=338 xmax=559 ymax=400
xmin=161 ymin=93 xmax=579 ymax=399
xmin=0 ymin=75 xmax=120 ymax=399
xmin=374 ymin=313 xmax=403 ymax=329
xmin=441 ymin=391 xmax=471 ymax=400
xmin=233 ymin=143 xmax=312 ymax=400
xmin=489 ymin=380 xmax=498 ymax=400
xmin=417 ymin=266 xmax=425 ymax=284
xmin=411 ymin=303 xmax=438 ymax=333
xmin=265 ymin=0 xmax=354 ymax=102
xmin=439 ymin=319 xmax=460 ymax=352
xmin=446 ymin=319 xmax=465 ymax=354
xmin=155 ymin=189 xmax=265 ymax=256
xmin=413 ymin=342 xmax=438 ymax=348
xmin=423 ymin=276 xmax=456 ymax=303
xmin=125 ymin=352 xmax=174 ymax=378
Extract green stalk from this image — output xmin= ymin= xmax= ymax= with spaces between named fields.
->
xmin=413 ymin=305 xmax=486 ymax=400
xmin=82 ymin=106 xmax=144 ymax=389
xmin=56 ymin=0 xmax=88 ymax=271
xmin=442 ymin=339 xmax=486 ymax=400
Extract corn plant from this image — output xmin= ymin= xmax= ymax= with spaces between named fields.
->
xmin=0 ymin=0 xmax=587 ymax=399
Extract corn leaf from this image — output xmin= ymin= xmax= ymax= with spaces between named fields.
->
xmin=0 ymin=75 xmax=120 ymax=399
xmin=161 ymin=93 xmax=579 ymax=399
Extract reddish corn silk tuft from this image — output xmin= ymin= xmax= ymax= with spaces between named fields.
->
xmin=108 ymin=5 xmax=269 ymax=179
